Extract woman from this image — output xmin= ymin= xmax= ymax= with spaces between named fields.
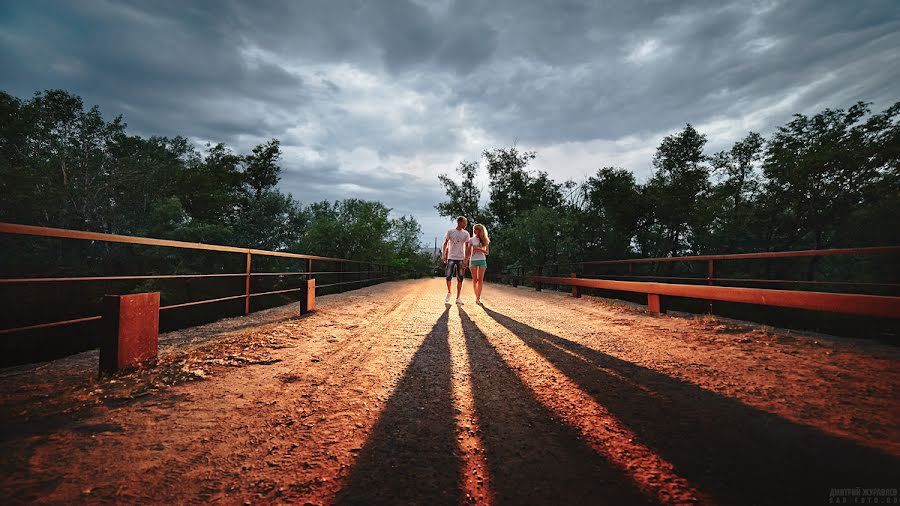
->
xmin=468 ymin=223 xmax=490 ymax=304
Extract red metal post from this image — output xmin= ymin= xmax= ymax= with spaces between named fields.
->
xmin=707 ymin=259 xmax=715 ymax=314
xmin=647 ymin=293 xmax=666 ymax=314
xmin=572 ymin=272 xmax=581 ymax=298
xmin=244 ymin=252 xmax=251 ymax=315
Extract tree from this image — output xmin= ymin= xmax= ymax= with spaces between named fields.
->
xmin=762 ymin=102 xmax=881 ymax=251
xmin=504 ymin=206 xmax=578 ymax=275
xmin=1 ymin=88 xmax=434 ymax=287
xmin=435 ymin=160 xmax=482 ymax=221
xmin=581 ymin=167 xmax=643 ymax=258
xmin=642 ymin=124 xmax=711 ymax=256
xmin=389 ymin=215 xmax=431 ymax=273
xmin=176 ymin=143 xmax=243 ymax=227
xmin=107 ymin=135 xmax=193 ymax=236
xmin=293 ymin=199 xmax=393 ymax=261
xmin=244 ymin=139 xmax=281 ymax=198
xmin=710 ymin=132 xmax=765 ymax=252
xmin=0 ymin=90 xmax=128 ymax=231
xmin=390 ymin=215 xmax=423 ymax=260
xmin=841 ymin=102 xmax=900 ymax=248
xmin=232 ymin=190 xmax=303 ymax=250
xmin=484 ymin=146 xmax=562 ymax=226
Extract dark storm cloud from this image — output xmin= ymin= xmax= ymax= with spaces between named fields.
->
xmin=447 ymin=0 xmax=900 ymax=144
xmin=2 ymin=0 xmax=898 ymax=241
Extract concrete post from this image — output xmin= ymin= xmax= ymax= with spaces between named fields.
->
xmin=100 ymin=292 xmax=160 ymax=375
xmin=302 ymin=279 xmax=316 ymax=313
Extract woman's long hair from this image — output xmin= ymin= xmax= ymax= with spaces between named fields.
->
xmin=473 ymin=223 xmax=490 ymax=247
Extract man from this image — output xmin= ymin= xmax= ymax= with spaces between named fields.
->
xmin=441 ymin=216 xmax=471 ymax=304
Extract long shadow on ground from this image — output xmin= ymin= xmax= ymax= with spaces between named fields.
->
xmin=480 ymin=306 xmax=900 ymax=505
xmin=458 ymin=308 xmax=654 ymax=505
xmin=335 ymin=306 xmax=461 ymax=505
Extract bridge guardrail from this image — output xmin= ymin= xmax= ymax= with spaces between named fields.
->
xmin=0 ymin=222 xmax=406 ymax=335
xmin=499 ymin=246 xmax=900 ymax=319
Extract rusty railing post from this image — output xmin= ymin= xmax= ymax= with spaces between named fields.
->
xmin=572 ymin=272 xmax=581 ymax=298
xmin=647 ymin=293 xmax=666 ymax=315
xmin=244 ymin=252 xmax=251 ymax=315
xmin=338 ymin=261 xmax=343 ymax=292
xmin=535 ymin=266 xmax=542 ymax=292
xmin=300 ymin=258 xmax=311 ymax=314
xmin=707 ymin=259 xmax=715 ymax=314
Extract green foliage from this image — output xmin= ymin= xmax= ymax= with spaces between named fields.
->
xmin=484 ymin=146 xmax=562 ymax=227
xmin=642 ymin=124 xmax=711 ymax=257
xmin=435 ymin=160 xmax=482 ymax=221
xmin=503 ymin=206 xmax=579 ymax=274
xmin=709 ymin=132 xmax=765 ymax=252
xmin=293 ymin=199 xmax=393 ymax=260
xmin=438 ymin=103 xmax=900 ymax=277
xmin=1 ymin=89 xmax=428 ymax=276
xmin=244 ymin=139 xmax=281 ymax=198
xmin=762 ymin=102 xmax=893 ymax=250
xmin=581 ymin=168 xmax=643 ymax=259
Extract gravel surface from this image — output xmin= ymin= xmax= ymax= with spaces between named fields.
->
xmin=1 ymin=278 xmax=898 ymax=505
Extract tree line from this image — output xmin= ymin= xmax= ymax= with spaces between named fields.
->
xmin=0 ymin=89 xmax=432 ymax=274
xmin=436 ymin=101 xmax=900 ymax=279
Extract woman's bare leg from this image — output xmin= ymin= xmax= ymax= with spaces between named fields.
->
xmin=473 ymin=266 xmax=485 ymax=300
xmin=480 ymin=267 xmax=485 ymax=299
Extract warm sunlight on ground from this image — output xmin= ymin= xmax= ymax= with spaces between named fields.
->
xmin=1 ymin=278 xmax=898 ymax=504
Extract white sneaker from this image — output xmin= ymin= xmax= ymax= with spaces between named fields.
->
xmin=456 ymin=297 xmax=464 ymax=305
xmin=444 ymin=293 xmax=451 ymax=304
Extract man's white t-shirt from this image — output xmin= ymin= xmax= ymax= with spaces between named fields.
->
xmin=445 ymin=228 xmax=471 ymax=260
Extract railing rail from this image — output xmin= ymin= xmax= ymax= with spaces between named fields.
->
xmin=579 ymin=246 xmax=900 ymax=265
xmin=0 ymin=222 xmax=403 ymax=335
xmin=500 ymin=246 xmax=900 ymax=319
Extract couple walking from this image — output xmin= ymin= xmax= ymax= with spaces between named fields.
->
xmin=441 ymin=216 xmax=490 ymax=305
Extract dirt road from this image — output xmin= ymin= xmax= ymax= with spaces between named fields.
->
xmin=2 ymin=278 xmax=898 ymax=504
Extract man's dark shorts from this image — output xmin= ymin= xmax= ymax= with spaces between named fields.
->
xmin=445 ymin=259 xmax=464 ymax=282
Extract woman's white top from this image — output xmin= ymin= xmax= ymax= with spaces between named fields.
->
xmin=469 ymin=236 xmax=486 ymax=261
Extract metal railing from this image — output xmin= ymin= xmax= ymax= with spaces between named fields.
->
xmin=0 ymin=222 xmax=403 ymax=335
xmin=499 ymin=246 xmax=900 ymax=319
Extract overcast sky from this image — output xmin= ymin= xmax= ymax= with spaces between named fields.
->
xmin=2 ymin=0 xmax=898 ymax=243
